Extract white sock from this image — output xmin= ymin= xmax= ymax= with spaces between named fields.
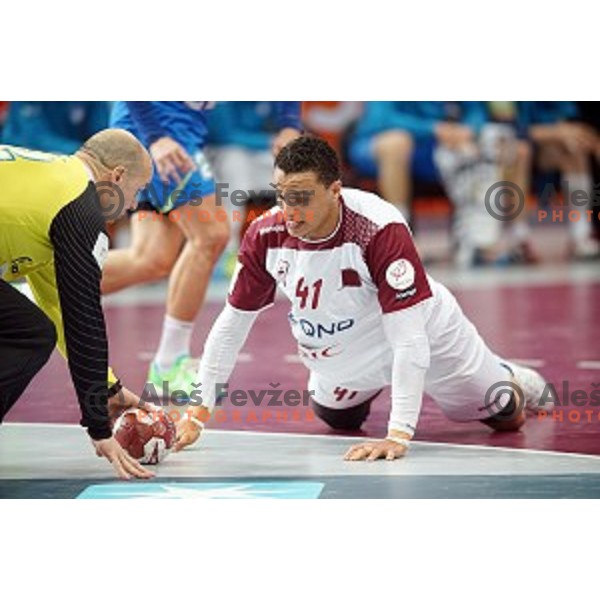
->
xmin=564 ymin=173 xmax=593 ymax=241
xmin=154 ymin=315 xmax=194 ymax=372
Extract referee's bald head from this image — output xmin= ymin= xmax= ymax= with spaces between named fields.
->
xmin=77 ymin=128 xmax=153 ymax=217
xmin=79 ymin=128 xmax=152 ymax=179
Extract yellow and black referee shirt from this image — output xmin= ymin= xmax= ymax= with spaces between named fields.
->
xmin=0 ymin=145 xmax=119 ymax=439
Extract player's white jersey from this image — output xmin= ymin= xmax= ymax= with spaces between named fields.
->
xmin=229 ymin=188 xmax=452 ymax=386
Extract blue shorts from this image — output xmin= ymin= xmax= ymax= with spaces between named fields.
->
xmin=140 ymin=149 xmax=216 ymax=213
xmin=348 ymin=135 xmax=440 ymax=183
xmin=111 ymin=116 xmax=216 ymax=213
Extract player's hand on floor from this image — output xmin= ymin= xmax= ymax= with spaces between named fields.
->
xmin=149 ymin=136 xmax=195 ymax=184
xmin=92 ymin=436 xmax=155 ymax=480
xmin=344 ymin=439 xmax=408 ymax=462
xmin=174 ymin=418 xmax=203 ymax=452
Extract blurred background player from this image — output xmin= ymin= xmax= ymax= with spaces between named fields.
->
xmin=101 ymin=102 xmax=230 ymax=397
xmin=1 ymin=101 xmax=110 ymax=154
xmin=0 ymin=130 xmax=154 ymax=479
xmin=205 ymin=101 xmax=302 ymax=276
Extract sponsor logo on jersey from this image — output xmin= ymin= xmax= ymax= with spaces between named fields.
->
xmin=276 ymin=259 xmax=290 ymax=285
xmin=396 ymin=287 xmax=417 ymax=301
xmin=259 ymin=223 xmax=286 ymax=236
xmin=10 ymin=256 xmax=33 ymax=275
xmin=385 ymin=259 xmax=415 ymax=291
xmin=289 ymin=313 xmax=355 ymax=339
xmin=298 ymin=343 xmax=343 ymax=360
xmin=92 ymin=232 xmax=109 ymax=269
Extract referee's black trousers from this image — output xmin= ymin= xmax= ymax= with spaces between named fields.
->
xmin=0 ymin=280 xmax=56 ymax=422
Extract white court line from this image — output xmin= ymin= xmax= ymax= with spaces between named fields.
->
xmin=507 ymin=358 xmax=546 ymax=368
xmin=283 ymin=354 xmax=302 ymax=363
xmin=136 ymin=352 xmax=253 ymax=363
xmin=577 ymin=361 xmax=600 ymax=370
xmin=4 ymin=422 xmax=600 ymax=461
xmin=4 ymin=422 xmax=80 ymax=429
xmin=208 ymin=428 xmax=600 ymax=461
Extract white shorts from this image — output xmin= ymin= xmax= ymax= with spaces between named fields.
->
xmin=308 ymin=282 xmax=513 ymax=423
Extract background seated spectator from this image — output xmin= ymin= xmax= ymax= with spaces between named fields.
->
xmin=347 ymin=101 xmax=487 ymax=218
xmin=2 ymin=101 xmax=110 ymax=154
xmin=347 ymin=101 xmax=534 ymax=267
xmin=519 ymin=101 xmax=599 ymax=259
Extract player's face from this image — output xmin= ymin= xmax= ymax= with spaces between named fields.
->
xmin=273 ymin=169 xmax=342 ymax=240
xmin=106 ymin=160 xmax=153 ymax=220
xmin=119 ymin=171 xmax=152 ymax=214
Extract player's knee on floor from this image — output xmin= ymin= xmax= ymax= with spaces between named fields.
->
xmin=312 ymin=399 xmax=372 ymax=431
xmin=479 ymin=394 xmax=525 ymax=432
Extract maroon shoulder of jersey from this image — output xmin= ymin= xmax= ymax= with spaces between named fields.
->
xmin=228 ymin=210 xmax=285 ymax=311
xmin=365 ymin=222 xmax=433 ymax=313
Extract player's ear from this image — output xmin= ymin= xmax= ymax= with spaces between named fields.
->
xmin=112 ymin=165 xmax=126 ymax=183
xmin=330 ymin=179 xmax=342 ymax=196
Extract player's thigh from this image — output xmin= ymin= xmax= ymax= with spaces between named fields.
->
xmin=425 ymin=294 xmax=513 ymax=422
xmin=0 ymin=280 xmax=56 ymax=371
xmin=535 ymin=141 xmax=572 ymax=172
xmin=130 ymin=210 xmax=184 ymax=272
xmin=174 ymin=194 xmax=230 ymax=251
xmin=308 ymin=372 xmax=383 ymax=430
xmin=373 ymin=129 xmax=415 ymax=162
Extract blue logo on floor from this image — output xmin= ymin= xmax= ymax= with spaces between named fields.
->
xmin=77 ymin=481 xmax=324 ymax=499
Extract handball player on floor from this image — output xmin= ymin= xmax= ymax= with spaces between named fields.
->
xmin=175 ymin=135 xmax=552 ymax=461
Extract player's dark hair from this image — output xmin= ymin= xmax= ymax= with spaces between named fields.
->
xmin=274 ymin=135 xmax=341 ymax=187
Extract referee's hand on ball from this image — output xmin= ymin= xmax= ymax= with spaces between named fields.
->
xmin=344 ymin=437 xmax=409 ymax=462
xmin=92 ymin=437 xmax=155 ymax=480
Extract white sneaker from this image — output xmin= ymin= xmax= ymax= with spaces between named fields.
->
xmin=572 ymin=237 xmax=600 ymax=260
xmin=506 ymin=362 xmax=557 ymax=414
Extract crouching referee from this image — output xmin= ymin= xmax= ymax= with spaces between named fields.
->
xmin=0 ymin=129 xmax=154 ymax=479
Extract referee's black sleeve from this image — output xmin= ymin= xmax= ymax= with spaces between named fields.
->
xmin=49 ymin=183 xmax=115 ymax=440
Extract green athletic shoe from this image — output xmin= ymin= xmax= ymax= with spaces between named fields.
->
xmin=146 ymin=356 xmax=200 ymax=400
xmin=224 ymin=248 xmax=239 ymax=279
